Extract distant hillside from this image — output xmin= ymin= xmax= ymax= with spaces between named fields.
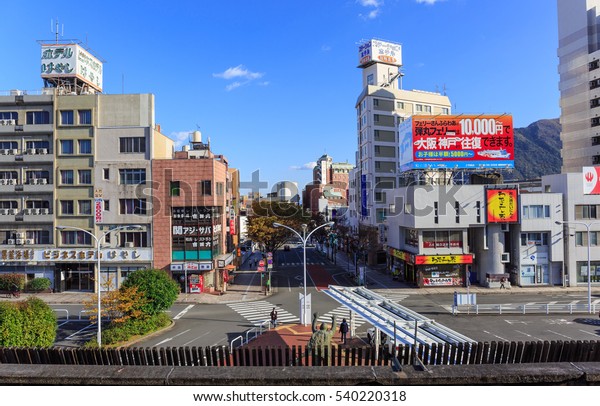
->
xmin=509 ymin=118 xmax=561 ymax=180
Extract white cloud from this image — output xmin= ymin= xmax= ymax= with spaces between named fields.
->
xmin=357 ymin=0 xmax=382 ymax=6
xmin=213 ymin=65 xmax=266 ymax=91
xmin=168 ymin=131 xmax=192 ymax=149
xmin=357 ymin=0 xmax=383 ymax=19
xmin=416 ymin=0 xmax=445 ymax=5
xmin=213 ymin=65 xmax=263 ymax=80
xmin=321 ymin=44 xmax=332 ymax=52
xmin=225 ymin=82 xmax=243 ymax=92
xmin=290 ymin=162 xmax=317 ymax=171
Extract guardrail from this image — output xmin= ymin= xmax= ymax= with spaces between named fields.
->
xmin=452 ymin=303 xmax=599 ymax=315
xmin=53 ymin=309 xmax=69 ymax=320
xmin=230 ymin=320 xmax=271 ymax=352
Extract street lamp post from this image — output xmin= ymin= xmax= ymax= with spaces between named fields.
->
xmin=56 ymin=224 xmax=143 ymax=346
xmin=273 ymin=221 xmax=334 ymax=325
xmin=556 ymin=220 xmax=599 ymax=314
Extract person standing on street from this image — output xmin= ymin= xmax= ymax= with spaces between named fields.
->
xmin=339 ymin=318 xmax=349 ymax=344
xmin=270 ymin=307 xmax=278 ymax=328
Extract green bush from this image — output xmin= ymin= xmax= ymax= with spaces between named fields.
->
xmin=26 ymin=277 xmax=52 ymax=292
xmin=0 ymin=274 xmax=26 ymax=291
xmin=121 ymin=269 xmax=179 ymax=316
xmin=102 ymin=312 xmax=171 ymax=346
xmin=0 ymin=298 xmax=56 ymax=347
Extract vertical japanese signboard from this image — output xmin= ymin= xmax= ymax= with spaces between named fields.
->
xmin=486 ymin=188 xmax=519 ymax=223
xmin=399 ymin=115 xmax=514 ymax=170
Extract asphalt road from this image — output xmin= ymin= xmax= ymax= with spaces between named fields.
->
xmin=52 ymin=246 xmax=600 ymax=347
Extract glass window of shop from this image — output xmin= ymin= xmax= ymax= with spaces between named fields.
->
xmin=576 ymin=261 xmax=600 ymax=284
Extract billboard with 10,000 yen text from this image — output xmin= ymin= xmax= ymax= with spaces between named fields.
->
xmin=399 ymin=115 xmax=514 ymax=171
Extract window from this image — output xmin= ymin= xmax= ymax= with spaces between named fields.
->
xmin=78 ymin=170 xmax=92 ymax=184
xmin=424 ymin=105 xmax=432 ymax=113
xmin=367 ymin=74 xmax=374 ymax=85
xmin=0 ymin=141 xmax=17 ymax=150
xmin=104 ymin=199 xmax=110 ymax=211
xmin=520 ymin=232 xmax=548 ymax=246
xmin=0 ymin=200 xmax=17 ymax=209
xmin=60 ymin=170 xmax=74 ymax=185
xmin=119 ymin=199 xmax=147 ymax=215
xmin=60 ymin=110 xmax=74 ymax=125
xmin=78 ymin=110 xmax=92 ymax=125
xmin=119 ymin=169 xmax=146 ymax=185
xmin=576 ymin=205 xmax=599 ymax=219
xmin=60 ymin=200 xmax=74 ymax=215
xmin=26 ymin=230 xmax=50 ymax=244
xmin=119 ymin=231 xmax=148 ymax=247
xmin=0 ymin=171 xmax=17 ymax=180
xmin=170 ymin=181 xmax=180 ymax=197
xmin=60 ymin=140 xmax=74 ymax=154
xmin=442 ymin=107 xmax=449 ymax=115
xmin=103 ymin=168 xmax=109 ymax=180
xmin=422 ymin=230 xmax=463 ymax=248
xmin=575 ymin=231 xmax=599 ymax=246
xmin=78 ymin=139 xmax=92 ymax=154
xmin=374 ymin=114 xmax=380 ymax=122
xmin=200 ymin=180 xmax=212 ymax=196
xmin=61 ymin=230 xmax=92 ymax=245
xmin=396 ymin=101 xmax=404 ymax=109
xmin=25 ymin=140 xmax=49 ymax=150
xmin=25 ymin=200 xmax=49 ymax=209
xmin=26 ymin=111 xmax=50 ymax=125
xmin=0 ymin=112 xmax=17 ymax=121
xmin=523 ymin=205 xmax=550 ymax=219
xmin=119 ymin=137 xmax=146 ymax=153
xmin=78 ymin=200 xmax=92 ymax=215
xmin=415 ymin=104 xmax=423 ymax=112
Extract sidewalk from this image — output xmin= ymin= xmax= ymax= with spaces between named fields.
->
xmin=1 ymin=249 xmax=598 ymax=305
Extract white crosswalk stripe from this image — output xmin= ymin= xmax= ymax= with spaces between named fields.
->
xmin=316 ymin=306 xmax=367 ymax=328
xmin=227 ymin=301 xmax=299 ymax=326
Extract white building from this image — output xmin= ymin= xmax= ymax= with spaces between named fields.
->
xmin=350 ymin=39 xmax=452 ymax=228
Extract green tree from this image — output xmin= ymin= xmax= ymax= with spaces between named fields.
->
xmin=121 ymin=269 xmax=180 ymax=316
xmin=246 ymin=201 xmax=325 ymax=252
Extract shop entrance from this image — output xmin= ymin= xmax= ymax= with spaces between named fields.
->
xmin=62 ymin=264 xmax=94 ymax=291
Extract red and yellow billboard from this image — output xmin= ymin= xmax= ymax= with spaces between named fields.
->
xmin=415 ymin=254 xmax=473 ymax=265
xmin=486 ymin=188 xmax=518 ymax=223
xmin=399 ymin=115 xmax=514 ymax=170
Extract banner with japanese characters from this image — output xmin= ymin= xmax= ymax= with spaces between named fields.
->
xmin=41 ymin=43 xmax=103 ymax=92
xmin=486 ymin=188 xmax=519 ymax=223
xmin=399 ymin=115 xmax=514 ymax=170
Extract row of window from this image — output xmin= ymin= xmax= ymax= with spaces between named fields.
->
xmin=170 ymin=180 xmax=225 ymax=197
xmin=0 ymin=110 xmax=92 ymax=126
xmin=0 ymin=200 xmax=50 ymax=209
xmin=59 ymin=199 xmax=147 ymax=216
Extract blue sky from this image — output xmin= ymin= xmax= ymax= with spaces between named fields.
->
xmin=1 ymin=0 xmax=560 ymax=195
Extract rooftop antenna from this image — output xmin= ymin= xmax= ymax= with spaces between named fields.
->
xmin=50 ymin=18 xmax=64 ymax=44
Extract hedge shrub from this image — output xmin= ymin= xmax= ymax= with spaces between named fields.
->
xmin=0 ymin=274 xmax=26 ymax=291
xmin=121 ymin=269 xmax=179 ymax=316
xmin=101 ymin=313 xmax=171 ymax=346
xmin=26 ymin=277 xmax=52 ymax=292
xmin=0 ymin=297 xmax=56 ymax=347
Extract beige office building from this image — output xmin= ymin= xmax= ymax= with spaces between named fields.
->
xmin=557 ymin=0 xmax=600 ymax=171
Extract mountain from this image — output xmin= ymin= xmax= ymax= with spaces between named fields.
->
xmin=509 ymin=118 xmax=561 ymax=180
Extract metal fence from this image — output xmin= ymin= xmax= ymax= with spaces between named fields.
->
xmin=1 ymin=340 xmax=599 ymax=366
xmin=452 ymin=303 xmax=599 ymax=315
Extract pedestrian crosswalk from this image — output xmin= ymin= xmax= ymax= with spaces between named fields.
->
xmin=227 ymin=300 xmax=299 ymax=326
xmin=277 ymin=262 xmax=326 ymax=267
xmin=316 ymin=306 xmax=367 ymax=328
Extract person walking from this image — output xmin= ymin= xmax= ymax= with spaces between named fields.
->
xmin=500 ymin=277 xmax=506 ymax=289
xmin=270 ymin=307 xmax=278 ymax=328
xmin=339 ymin=318 xmax=349 ymax=345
